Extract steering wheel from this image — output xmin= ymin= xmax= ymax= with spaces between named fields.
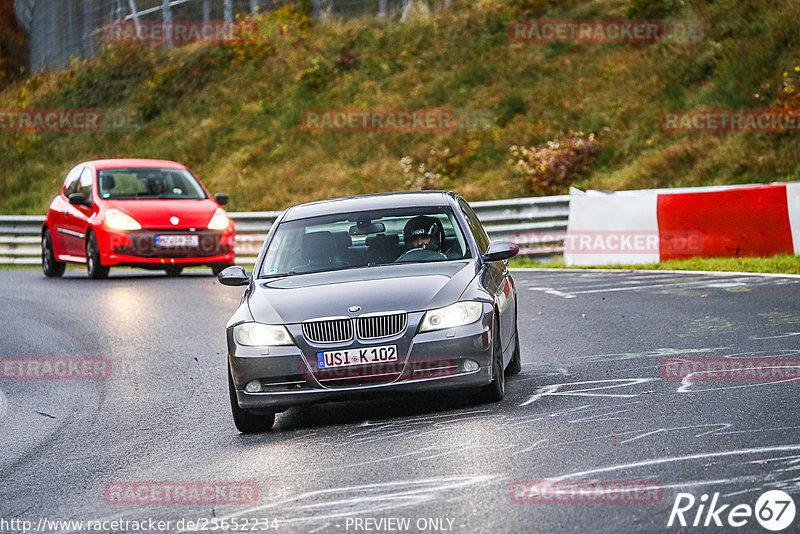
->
xmin=395 ymin=248 xmax=447 ymax=262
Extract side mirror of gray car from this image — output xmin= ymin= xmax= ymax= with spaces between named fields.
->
xmin=218 ymin=265 xmax=249 ymax=286
xmin=482 ymin=241 xmax=519 ymax=262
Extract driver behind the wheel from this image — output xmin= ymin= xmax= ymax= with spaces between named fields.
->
xmin=145 ymin=175 xmax=165 ymax=196
xmin=403 ymin=215 xmax=443 ymax=251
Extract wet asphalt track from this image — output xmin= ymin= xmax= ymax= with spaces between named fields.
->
xmin=1 ymin=268 xmax=799 ymax=533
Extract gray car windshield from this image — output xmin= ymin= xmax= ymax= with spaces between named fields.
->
xmin=259 ymin=207 xmax=471 ymax=277
xmin=98 ymin=168 xmax=207 ymax=200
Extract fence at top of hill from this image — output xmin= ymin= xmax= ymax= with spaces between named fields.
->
xmin=15 ymin=0 xmax=452 ymax=71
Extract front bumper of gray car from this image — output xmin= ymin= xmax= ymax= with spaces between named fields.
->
xmin=228 ymin=309 xmax=494 ymax=412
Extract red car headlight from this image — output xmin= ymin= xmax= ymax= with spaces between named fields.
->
xmin=104 ymin=209 xmax=142 ymax=231
xmin=208 ymin=208 xmax=230 ymax=231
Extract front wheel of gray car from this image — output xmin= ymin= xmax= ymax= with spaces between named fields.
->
xmin=481 ymin=316 xmax=505 ymax=402
xmin=228 ymin=367 xmax=275 ymax=433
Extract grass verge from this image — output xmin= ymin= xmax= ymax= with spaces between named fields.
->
xmin=7 ymin=255 xmax=798 ymax=275
xmin=510 ymin=254 xmax=800 ymax=275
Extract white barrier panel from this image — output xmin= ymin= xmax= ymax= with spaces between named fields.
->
xmin=565 ymin=188 xmax=659 ymax=266
xmin=787 ymin=183 xmax=800 ymax=255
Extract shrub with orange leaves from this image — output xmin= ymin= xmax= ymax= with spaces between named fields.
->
xmin=0 ymin=0 xmax=28 ymax=85
xmin=508 ymin=132 xmax=602 ymax=195
xmin=778 ymin=66 xmax=800 ymax=111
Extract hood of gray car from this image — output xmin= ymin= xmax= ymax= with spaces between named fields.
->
xmin=247 ymin=261 xmax=477 ymax=324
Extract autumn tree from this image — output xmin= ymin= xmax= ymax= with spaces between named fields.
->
xmin=0 ymin=0 xmax=28 ymax=85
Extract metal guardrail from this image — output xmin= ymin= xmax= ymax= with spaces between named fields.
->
xmin=0 ymin=196 xmax=569 ymax=266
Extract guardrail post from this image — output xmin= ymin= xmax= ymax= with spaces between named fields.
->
xmin=127 ymin=0 xmax=141 ymax=35
xmin=83 ymin=0 xmax=94 ymax=56
xmin=224 ymin=0 xmax=233 ymax=22
xmin=162 ymin=0 xmax=172 ymax=46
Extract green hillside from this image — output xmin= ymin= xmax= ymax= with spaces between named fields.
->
xmin=1 ymin=0 xmax=799 ymax=214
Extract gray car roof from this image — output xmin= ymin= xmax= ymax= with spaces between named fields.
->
xmin=282 ymin=191 xmax=457 ymax=221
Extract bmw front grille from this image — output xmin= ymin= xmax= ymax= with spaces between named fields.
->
xmin=356 ymin=312 xmax=407 ymax=340
xmin=302 ymin=318 xmax=354 ymax=344
xmin=302 ymin=312 xmax=407 ymax=343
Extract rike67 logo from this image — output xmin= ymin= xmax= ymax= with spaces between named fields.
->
xmin=668 ymin=490 xmax=796 ymax=531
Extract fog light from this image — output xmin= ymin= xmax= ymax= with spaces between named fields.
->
xmin=463 ymin=360 xmax=479 ymax=372
xmin=245 ymin=380 xmax=262 ymax=393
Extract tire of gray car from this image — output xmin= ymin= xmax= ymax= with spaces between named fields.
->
xmin=228 ymin=365 xmax=275 ymax=433
xmin=506 ymin=326 xmax=522 ymax=376
xmin=482 ymin=315 xmax=505 ymax=402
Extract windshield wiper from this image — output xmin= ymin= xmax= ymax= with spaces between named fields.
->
xmin=260 ymin=272 xmax=297 ymax=279
xmin=292 ymin=265 xmax=354 ymax=276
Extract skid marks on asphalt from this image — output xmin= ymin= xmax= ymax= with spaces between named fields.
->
xmin=347 ymin=409 xmax=493 ymax=445
xmin=546 ymin=444 xmax=800 ymax=500
xmin=758 ymin=311 xmax=800 ymax=327
xmin=519 ymin=378 xmax=657 ymax=406
xmin=678 ymin=316 xmax=736 ymax=337
xmin=503 ymin=371 xmax=800 ymax=498
xmin=525 ymin=271 xmax=798 ymax=299
xmin=200 ymin=475 xmax=498 ymax=532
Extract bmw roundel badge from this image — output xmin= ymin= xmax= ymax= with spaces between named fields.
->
xmin=348 ymin=306 xmax=361 ymax=313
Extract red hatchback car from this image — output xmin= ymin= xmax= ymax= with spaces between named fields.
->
xmin=42 ymin=159 xmax=235 ymax=279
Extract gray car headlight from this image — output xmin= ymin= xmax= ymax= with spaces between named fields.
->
xmin=234 ymin=322 xmax=294 ymax=346
xmin=419 ymin=302 xmax=483 ymax=332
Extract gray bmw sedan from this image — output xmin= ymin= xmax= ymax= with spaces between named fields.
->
xmin=218 ymin=191 xmax=521 ymax=433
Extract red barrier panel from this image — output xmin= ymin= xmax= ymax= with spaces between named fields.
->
xmin=656 ymin=184 xmax=794 ymax=260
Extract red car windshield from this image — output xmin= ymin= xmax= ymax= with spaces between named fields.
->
xmin=98 ymin=168 xmax=207 ymax=200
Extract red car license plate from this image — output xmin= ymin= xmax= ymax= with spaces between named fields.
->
xmin=155 ymin=235 xmax=199 ymax=248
